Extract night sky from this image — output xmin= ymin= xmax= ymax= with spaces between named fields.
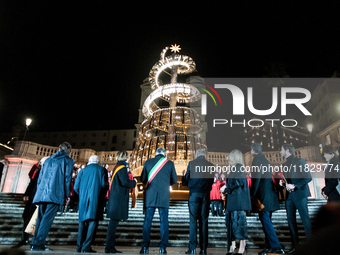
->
xmin=0 ymin=2 xmax=339 ymax=133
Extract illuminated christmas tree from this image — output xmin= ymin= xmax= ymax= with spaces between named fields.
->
xmin=130 ymin=45 xmax=206 ymax=175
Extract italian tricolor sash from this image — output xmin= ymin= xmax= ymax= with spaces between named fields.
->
xmin=110 ymin=165 xmax=125 ymax=184
xmin=146 ymin=157 xmax=168 ymax=188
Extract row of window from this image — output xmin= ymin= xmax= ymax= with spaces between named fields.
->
xmin=31 ymin=133 xmax=128 ymax=139
xmin=315 ymin=101 xmax=330 ymax=122
xmin=248 ymin=131 xmax=307 ymax=143
xmin=325 ymin=126 xmax=340 ymax=145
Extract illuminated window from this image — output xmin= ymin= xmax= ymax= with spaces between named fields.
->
xmin=325 ymin=134 xmax=331 ymax=145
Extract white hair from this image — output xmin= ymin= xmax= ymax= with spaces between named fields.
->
xmin=39 ymin=157 xmax=49 ymax=166
xmin=196 ymin=149 xmax=206 ymax=158
xmin=88 ymin=155 xmax=99 ymax=164
xmin=155 ymin=147 xmax=165 ymax=155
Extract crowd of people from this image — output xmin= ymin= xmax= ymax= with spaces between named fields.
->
xmin=8 ymin=141 xmax=340 ymax=255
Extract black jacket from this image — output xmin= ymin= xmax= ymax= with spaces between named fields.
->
xmin=225 ymin=164 xmax=251 ymax=212
xmin=106 ymin=162 xmax=136 ymax=220
xmin=141 ymin=154 xmax=178 ymax=208
xmin=182 ymin=156 xmax=214 ymax=194
xmin=322 ymin=156 xmax=340 ymax=202
xmin=283 ymin=155 xmax=312 ymax=201
xmin=251 ymin=153 xmax=280 ymax=212
xmin=22 ymin=166 xmax=41 ymax=220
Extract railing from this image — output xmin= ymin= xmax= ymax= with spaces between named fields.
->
xmin=208 ymin=147 xmax=319 ymax=167
xmin=35 ymin=145 xmax=80 ymax=162
xmin=96 ymin=151 xmax=132 ymax=166
xmin=262 ymin=151 xmax=285 ymax=165
xmin=10 ymin=141 xmax=323 ymax=170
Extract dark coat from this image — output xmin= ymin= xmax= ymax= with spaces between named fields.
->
xmin=225 ymin=164 xmax=251 ymax=212
xmin=251 ymin=153 xmax=280 ymax=212
xmin=74 ymin=163 xmax=108 ymax=222
xmin=23 ymin=166 xmax=41 ymax=220
xmin=33 ymin=151 xmax=74 ymax=205
xmin=322 ymin=156 xmax=340 ymax=202
xmin=141 ymin=154 xmax=178 ymax=208
xmin=106 ymin=162 xmax=136 ymax=221
xmin=282 ymin=155 xmax=312 ymax=201
xmin=0 ymin=162 xmax=4 ymax=184
xmin=182 ymin=156 xmax=214 ymax=195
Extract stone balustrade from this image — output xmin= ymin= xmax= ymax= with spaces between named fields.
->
xmin=1 ymin=141 xmax=325 ymax=198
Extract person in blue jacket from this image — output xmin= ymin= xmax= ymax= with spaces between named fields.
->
xmin=30 ymin=142 xmax=74 ymax=251
xmin=74 ymin=155 xmax=108 ymax=253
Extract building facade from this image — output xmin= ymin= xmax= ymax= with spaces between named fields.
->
xmin=244 ymin=119 xmax=310 ymax=151
xmin=0 ymin=129 xmax=137 ymax=152
xmin=306 ymin=77 xmax=340 ymax=151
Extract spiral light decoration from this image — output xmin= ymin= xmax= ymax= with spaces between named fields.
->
xmin=130 ymin=45 xmax=206 ymax=176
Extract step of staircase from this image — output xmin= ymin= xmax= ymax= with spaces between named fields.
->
xmin=0 ymin=193 xmax=326 ymax=249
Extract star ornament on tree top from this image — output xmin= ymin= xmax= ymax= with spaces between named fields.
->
xmin=170 ymin=44 xmax=181 ymax=53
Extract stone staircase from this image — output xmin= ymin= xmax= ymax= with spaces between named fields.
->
xmin=0 ymin=193 xmax=326 ymax=249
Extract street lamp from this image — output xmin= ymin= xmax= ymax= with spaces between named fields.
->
xmin=23 ymin=118 xmax=32 ymax=141
xmin=307 ymin=123 xmax=314 ymax=146
xmin=307 ymin=123 xmax=313 ymax=133
xmin=306 ymin=123 xmax=316 ymax=162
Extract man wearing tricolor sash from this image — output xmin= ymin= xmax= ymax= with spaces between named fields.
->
xmin=140 ymin=147 xmax=178 ymax=254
